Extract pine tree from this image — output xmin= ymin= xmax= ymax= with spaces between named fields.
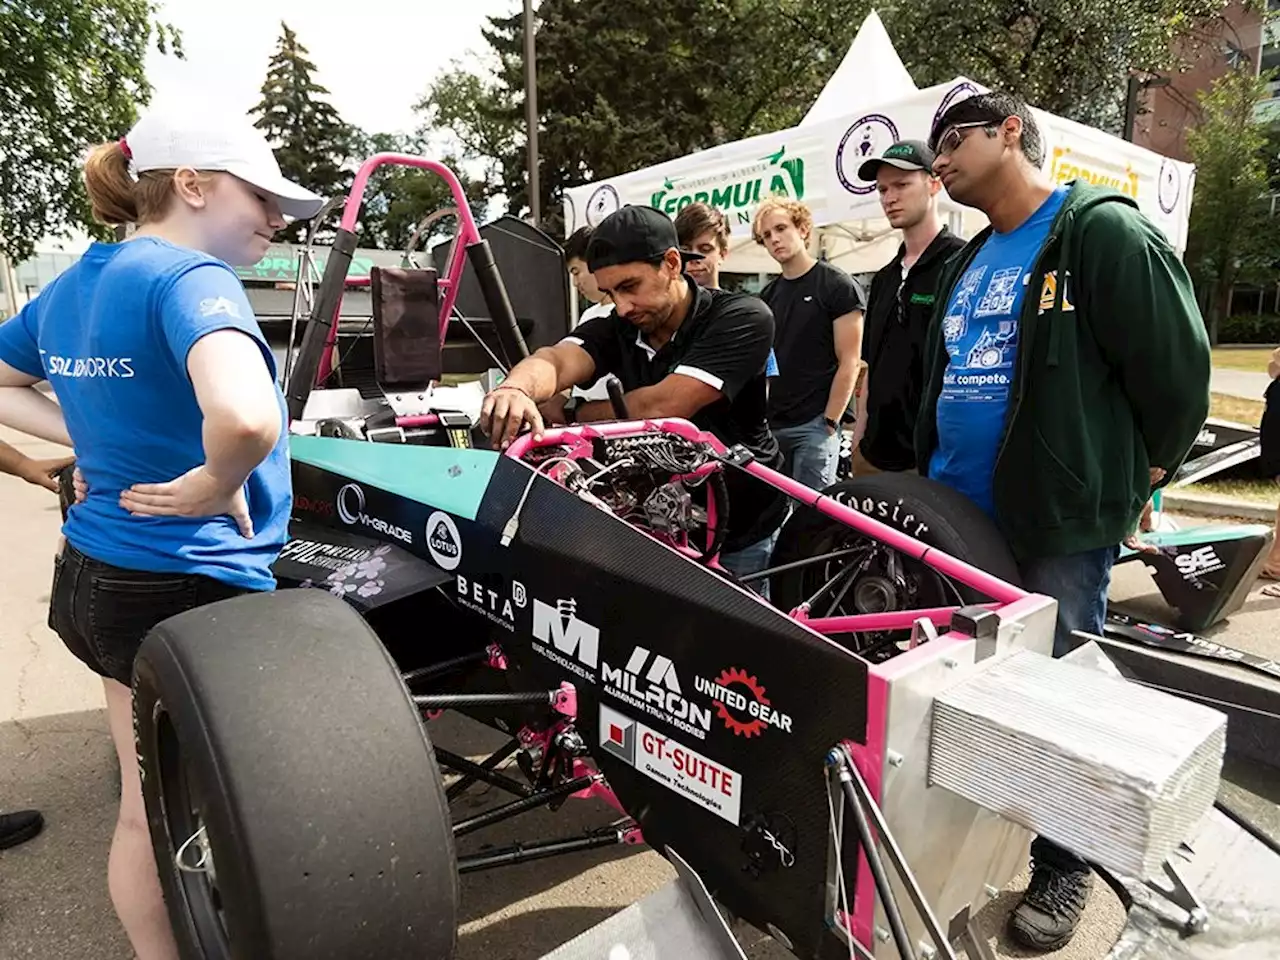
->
xmin=249 ymin=22 xmax=356 ymax=243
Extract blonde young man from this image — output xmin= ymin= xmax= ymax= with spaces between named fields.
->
xmin=753 ymin=198 xmax=865 ymax=490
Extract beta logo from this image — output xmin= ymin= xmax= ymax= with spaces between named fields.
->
xmin=425 ymin=511 xmax=462 ymax=570
xmin=694 ymin=667 xmax=793 ymax=738
xmin=456 ymin=575 xmax=526 ymax=632
xmin=1174 ymin=545 xmax=1225 ymax=580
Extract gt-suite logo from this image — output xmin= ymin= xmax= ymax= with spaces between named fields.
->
xmin=602 ymin=646 xmax=712 ymax=741
xmin=532 ymin=598 xmax=598 ymax=683
xmin=335 ymin=484 xmax=412 ymax=544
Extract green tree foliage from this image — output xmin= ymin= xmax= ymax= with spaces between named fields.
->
xmin=416 ymin=0 xmax=1238 ymax=232
xmin=1185 ymin=67 xmax=1280 ymax=344
xmin=0 ymin=0 xmax=181 ymax=260
xmin=249 ymin=22 xmax=358 ymax=243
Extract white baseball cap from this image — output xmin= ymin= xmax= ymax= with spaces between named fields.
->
xmin=122 ymin=108 xmax=326 ymax=221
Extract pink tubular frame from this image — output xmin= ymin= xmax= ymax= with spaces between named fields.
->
xmin=506 ymin=417 xmax=1029 ymax=622
xmin=314 ymin=153 xmax=485 ymax=388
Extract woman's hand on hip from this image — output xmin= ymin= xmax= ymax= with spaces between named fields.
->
xmin=119 ymin=465 xmax=254 ymax=538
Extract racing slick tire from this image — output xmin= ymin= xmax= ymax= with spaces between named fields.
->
xmin=132 ymin=588 xmax=457 ymax=960
xmin=771 ymin=473 xmax=1021 ymax=635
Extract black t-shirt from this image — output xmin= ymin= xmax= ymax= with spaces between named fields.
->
xmin=859 ymin=227 xmax=967 ymax=471
xmin=761 ymin=260 xmax=867 ymax=429
xmin=564 ymin=282 xmax=788 ymax=552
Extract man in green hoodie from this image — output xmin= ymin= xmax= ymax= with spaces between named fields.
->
xmin=916 ymin=91 xmax=1211 ymax=951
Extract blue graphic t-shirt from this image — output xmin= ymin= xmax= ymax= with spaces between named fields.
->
xmin=0 ymin=237 xmax=291 ymax=591
xmin=928 ymin=187 xmax=1068 ymax=516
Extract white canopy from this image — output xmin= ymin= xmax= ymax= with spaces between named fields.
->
xmin=563 ymin=18 xmax=1196 ymax=276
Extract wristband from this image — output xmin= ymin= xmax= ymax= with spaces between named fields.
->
xmin=494 ymin=383 xmax=532 ymax=399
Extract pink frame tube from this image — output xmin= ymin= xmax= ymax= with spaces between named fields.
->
xmin=505 ymin=418 xmax=1028 ymax=611
xmin=315 ymin=153 xmax=484 ymax=385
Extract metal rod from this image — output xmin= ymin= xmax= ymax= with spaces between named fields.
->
xmin=446 ymin=738 xmax=520 ymax=802
xmin=401 ymin=651 xmax=489 ymax=687
xmin=452 ymin=774 xmax=599 ymax=838
xmin=840 ymin=748 xmax=958 ymax=959
xmin=436 ymin=748 xmax=532 ymax=800
xmin=836 ymin=765 xmax=916 ymax=960
xmin=412 ymin=690 xmax=556 ymax=709
xmin=522 ymin=0 xmax=540 ymax=225
xmin=457 ymin=828 xmax=624 ymax=874
xmin=736 ymin=545 xmax=867 ymax=584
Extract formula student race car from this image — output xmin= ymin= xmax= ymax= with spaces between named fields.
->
xmin=129 ymin=154 xmax=1280 ymax=960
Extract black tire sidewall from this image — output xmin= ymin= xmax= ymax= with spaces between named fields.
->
xmin=771 ymin=473 xmax=1021 ymax=613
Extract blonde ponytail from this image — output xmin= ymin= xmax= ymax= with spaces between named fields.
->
xmin=83 ymin=141 xmax=139 ymax=226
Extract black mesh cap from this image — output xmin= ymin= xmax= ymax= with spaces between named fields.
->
xmin=585 ymin=205 xmax=705 ymax=273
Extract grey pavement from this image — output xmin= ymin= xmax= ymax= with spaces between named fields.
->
xmin=1210 ymin=367 xmax=1273 ymax=402
xmin=5 ymin=425 xmax=1280 ymax=960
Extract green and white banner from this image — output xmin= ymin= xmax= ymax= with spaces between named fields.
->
xmin=563 ymin=77 xmax=1195 ymax=253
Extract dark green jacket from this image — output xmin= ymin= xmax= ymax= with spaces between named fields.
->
xmin=914 ymin=181 xmax=1211 ymax=562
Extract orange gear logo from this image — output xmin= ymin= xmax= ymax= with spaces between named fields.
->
xmin=714 ymin=667 xmax=770 ymax=737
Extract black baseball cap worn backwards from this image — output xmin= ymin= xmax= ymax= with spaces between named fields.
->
xmin=586 ymin=205 xmax=706 ymax=274
xmin=857 ymin=140 xmax=938 ymax=181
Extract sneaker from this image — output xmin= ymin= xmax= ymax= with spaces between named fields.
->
xmin=1007 ymin=855 xmax=1093 ymax=951
xmin=0 ymin=810 xmax=45 ymax=850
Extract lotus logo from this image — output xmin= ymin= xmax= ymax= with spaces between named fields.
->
xmin=334 ymin=483 xmax=412 ymax=544
xmin=426 ymin=510 xmax=462 ymax=570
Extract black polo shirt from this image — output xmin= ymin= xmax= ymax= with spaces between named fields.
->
xmin=563 ymin=282 xmax=787 ymax=552
xmin=859 ymin=226 xmax=966 ymax=471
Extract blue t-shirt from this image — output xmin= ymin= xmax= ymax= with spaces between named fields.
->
xmin=0 ymin=237 xmax=291 ymax=591
xmin=928 ymin=187 xmax=1068 ymax=516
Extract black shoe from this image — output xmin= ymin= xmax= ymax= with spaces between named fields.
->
xmin=1008 ymin=854 xmax=1093 ymax=951
xmin=0 ymin=810 xmax=45 ymax=850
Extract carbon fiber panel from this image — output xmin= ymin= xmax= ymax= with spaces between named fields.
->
xmin=469 ymin=456 xmax=870 ymax=959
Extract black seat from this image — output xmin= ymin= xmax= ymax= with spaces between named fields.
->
xmin=370 ymin=266 xmax=443 ymax=393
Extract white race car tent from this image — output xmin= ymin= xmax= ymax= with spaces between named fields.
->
xmin=563 ymin=12 xmax=1196 ymax=280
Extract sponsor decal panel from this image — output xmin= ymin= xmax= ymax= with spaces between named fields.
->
xmin=455 ymin=575 xmax=526 ymax=632
xmin=278 ymin=538 xmax=375 ymax=573
xmin=694 ymin=667 xmax=793 ymax=738
xmin=335 ymin=483 xmax=412 ymax=544
xmin=599 ymin=704 xmax=743 ymax=825
xmin=1174 ymin=545 xmax=1226 ymax=580
xmin=602 ymin=646 xmax=712 ymax=741
xmin=425 ymin=510 xmax=462 ymax=569
xmin=531 ymin=597 xmax=598 ymax=683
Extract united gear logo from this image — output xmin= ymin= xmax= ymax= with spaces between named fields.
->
xmin=425 ymin=511 xmax=462 ymax=570
xmin=695 ymin=667 xmax=794 ymax=738
xmin=836 ymin=114 xmax=900 ymax=195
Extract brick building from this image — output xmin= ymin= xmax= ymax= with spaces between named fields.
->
xmin=1132 ymin=0 xmax=1279 ymax=162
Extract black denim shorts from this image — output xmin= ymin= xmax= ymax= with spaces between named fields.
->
xmin=48 ymin=542 xmax=250 ymax=687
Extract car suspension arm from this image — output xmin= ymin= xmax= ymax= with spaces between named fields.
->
xmin=436 ymin=748 xmax=534 ymax=799
xmin=456 ymin=822 xmax=633 ymax=874
xmin=451 ymin=773 xmax=599 ymax=838
xmin=445 ymin=738 xmax=520 ymax=802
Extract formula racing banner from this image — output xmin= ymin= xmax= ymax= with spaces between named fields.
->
xmin=565 ymin=77 xmax=1195 ymax=253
